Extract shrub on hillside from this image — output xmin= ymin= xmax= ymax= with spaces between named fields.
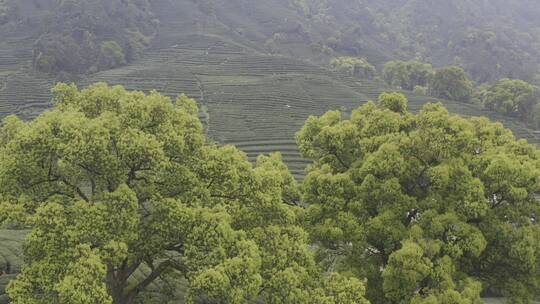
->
xmin=99 ymin=41 xmax=127 ymax=70
xmin=480 ymin=78 xmax=539 ymax=123
xmin=330 ymin=56 xmax=376 ymax=79
xmin=429 ymin=66 xmax=473 ymax=102
xmin=383 ymin=60 xmax=433 ymax=91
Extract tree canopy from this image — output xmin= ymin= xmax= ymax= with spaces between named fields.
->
xmin=296 ymin=92 xmax=540 ymax=304
xmin=429 ymin=66 xmax=473 ymax=102
xmin=478 ymin=79 xmax=539 ymax=123
xmin=330 ymin=57 xmax=376 ymax=79
xmin=1 ymin=83 xmax=368 ymax=304
xmin=383 ymin=60 xmax=433 ymax=91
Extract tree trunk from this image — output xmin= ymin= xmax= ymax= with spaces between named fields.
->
xmin=107 ymin=268 xmax=138 ymax=304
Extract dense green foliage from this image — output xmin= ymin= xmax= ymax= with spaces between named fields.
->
xmin=429 ymin=66 xmax=473 ymax=102
xmin=368 ymin=1 xmax=540 ymax=83
xmin=297 ymin=93 xmax=540 ymax=304
xmin=211 ymin=0 xmax=540 ymax=83
xmin=477 ymin=79 xmax=540 ymax=124
xmin=383 ymin=60 xmax=433 ymax=91
xmin=330 ymin=57 xmax=376 ymax=79
xmin=0 ymin=83 xmax=368 ymax=304
xmin=32 ymin=0 xmax=157 ymax=76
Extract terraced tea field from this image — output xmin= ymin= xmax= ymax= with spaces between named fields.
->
xmin=0 ymin=1 xmax=538 ymax=182
xmin=104 ymin=40 xmax=540 ymax=175
xmin=78 ymin=34 xmax=538 ymax=178
xmin=2 ymin=61 xmax=540 ymax=184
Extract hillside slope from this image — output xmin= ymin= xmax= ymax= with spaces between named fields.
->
xmin=0 ymin=0 xmax=539 ymax=180
xmin=146 ymin=0 xmax=540 ymax=83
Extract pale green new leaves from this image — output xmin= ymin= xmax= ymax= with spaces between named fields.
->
xmin=9 ymin=244 xmax=113 ymax=304
xmin=378 ymin=93 xmax=408 ymax=114
xmin=297 ymin=92 xmax=540 ymax=304
xmin=55 ymin=245 xmax=113 ymax=304
xmin=0 ymin=83 xmax=256 ymax=303
xmin=2 ymin=83 xmax=369 ymax=304
xmin=383 ymin=241 xmax=432 ymax=303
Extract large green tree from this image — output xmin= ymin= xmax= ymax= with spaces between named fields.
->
xmin=330 ymin=57 xmax=376 ymax=79
xmin=429 ymin=66 xmax=473 ymax=102
xmin=1 ymin=83 xmax=368 ymax=304
xmin=479 ymin=78 xmax=539 ymax=123
xmin=297 ymin=92 xmax=540 ymax=304
xmin=382 ymin=60 xmax=433 ymax=91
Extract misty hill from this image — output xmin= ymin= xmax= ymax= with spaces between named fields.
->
xmin=174 ymin=0 xmax=540 ymax=83
xmin=6 ymin=0 xmax=540 ymax=82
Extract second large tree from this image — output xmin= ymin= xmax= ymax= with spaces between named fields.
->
xmin=297 ymin=93 xmax=540 ymax=304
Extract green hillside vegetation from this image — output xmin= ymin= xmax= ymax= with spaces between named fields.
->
xmin=199 ymin=0 xmax=540 ymax=84
xmin=363 ymin=0 xmax=540 ymax=83
xmin=0 ymin=0 xmax=538 ymax=182
xmin=2 ymin=0 xmax=540 ymax=83
xmin=31 ymin=0 xmax=157 ymax=76
xmin=330 ymin=57 xmax=376 ymax=79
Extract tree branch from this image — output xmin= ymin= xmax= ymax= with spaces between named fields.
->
xmin=59 ymin=177 xmax=90 ymax=202
xmin=329 ymin=148 xmax=349 ymax=171
xmin=125 ymin=258 xmax=187 ymax=301
xmin=126 ymin=261 xmax=171 ymax=298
